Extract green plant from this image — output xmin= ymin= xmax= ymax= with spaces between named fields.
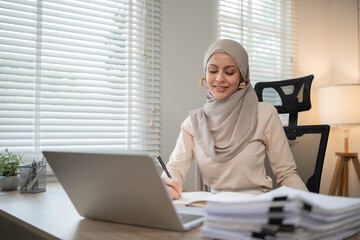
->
xmin=0 ymin=148 xmax=24 ymax=176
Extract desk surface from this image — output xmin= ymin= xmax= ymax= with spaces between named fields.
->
xmin=1 ymin=183 xmax=360 ymax=240
xmin=0 ymin=183 xmax=201 ymax=240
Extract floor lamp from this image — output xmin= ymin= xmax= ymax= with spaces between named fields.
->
xmin=318 ymin=84 xmax=360 ymax=197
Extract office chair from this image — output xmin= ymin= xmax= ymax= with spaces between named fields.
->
xmin=254 ymin=75 xmax=330 ymax=193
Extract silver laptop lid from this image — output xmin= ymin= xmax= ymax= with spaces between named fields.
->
xmin=43 ymin=151 xmax=203 ymax=231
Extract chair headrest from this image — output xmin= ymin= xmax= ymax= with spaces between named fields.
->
xmin=254 ymin=74 xmax=314 ymax=114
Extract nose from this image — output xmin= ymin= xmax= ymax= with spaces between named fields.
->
xmin=216 ymin=71 xmax=225 ymax=82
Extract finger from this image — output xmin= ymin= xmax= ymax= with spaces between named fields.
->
xmin=166 ymin=186 xmax=181 ymax=200
xmin=162 ymin=177 xmax=182 ymax=193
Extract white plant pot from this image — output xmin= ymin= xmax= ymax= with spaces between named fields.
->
xmin=0 ymin=175 xmax=19 ymax=191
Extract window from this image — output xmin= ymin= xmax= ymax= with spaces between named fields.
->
xmin=218 ymin=0 xmax=296 ymax=107
xmin=0 ymin=0 xmax=161 ymax=161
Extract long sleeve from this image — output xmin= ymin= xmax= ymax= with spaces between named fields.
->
xmin=163 ymin=103 xmax=307 ymax=192
xmin=263 ymin=104 xmax=308 ymax=191
xmin=164 ymin=117 xmax=195 ymax=186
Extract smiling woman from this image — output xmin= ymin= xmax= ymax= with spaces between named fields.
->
xmin=160 ymin=39 xmax=308 ymax=200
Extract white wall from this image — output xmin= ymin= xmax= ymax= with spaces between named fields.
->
xmin=296 ymin=0 xmax=360 ymax=197
xmin=160 ymin=0 xmax=217 ymax=190
xmin=160 ymin=0 xmax=360 ymax=196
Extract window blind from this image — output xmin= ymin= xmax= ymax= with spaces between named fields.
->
xmin=0 ymin=0 xmax=161 ymax=161
xmin=218 ymin=0 xmax=296 ymax=108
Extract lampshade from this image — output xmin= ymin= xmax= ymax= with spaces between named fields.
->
xmin=318 ymin=84 xmax=360 ymax=126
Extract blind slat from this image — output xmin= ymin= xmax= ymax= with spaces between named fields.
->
xmin=0 ymin=0 xmax=161 ymax=159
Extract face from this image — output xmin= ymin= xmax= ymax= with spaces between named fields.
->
xmin=206 ymin=52 xmax=242 ymax=100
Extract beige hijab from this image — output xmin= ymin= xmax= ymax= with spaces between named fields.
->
xmin=189 ymin=39 xmax=258 ymax=162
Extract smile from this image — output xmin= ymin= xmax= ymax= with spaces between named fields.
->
xmin=213 ymin=85 xmax=229 ymax=92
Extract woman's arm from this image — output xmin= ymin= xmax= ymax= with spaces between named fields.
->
xmin=264 ymin=104 xmax=308 ymax=191
xmin=161 ymin=117 xmax=195 ymax=199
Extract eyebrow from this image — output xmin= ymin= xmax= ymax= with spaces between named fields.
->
xmin=208 ymin=64 xmax=237 ymax=69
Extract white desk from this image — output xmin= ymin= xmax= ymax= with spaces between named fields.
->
xmin=0 ymin=183 xmax=200 ymax=240
xmin=1 ymin=183 xmax=360 ymax=240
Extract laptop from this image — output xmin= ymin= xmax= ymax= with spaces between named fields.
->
xmin=42 ymin=151 xmax=204 ymax=231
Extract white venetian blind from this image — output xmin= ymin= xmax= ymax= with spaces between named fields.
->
xmin=0 ymin=0 xmax=161 ymax=160
xmin=218 ymin=0 xmax=296 ymax=106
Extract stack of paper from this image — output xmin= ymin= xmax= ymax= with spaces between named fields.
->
xmin=201 ymin=186 xmax=360 ymax=240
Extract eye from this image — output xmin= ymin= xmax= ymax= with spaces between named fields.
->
xmin=208 ymin=68 xmax=218 ymax=74
xmin=226 ymin=72 xmax=235 ymax=76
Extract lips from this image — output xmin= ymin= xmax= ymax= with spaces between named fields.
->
xmin=213 ymin=85 xmax=229 ymax=92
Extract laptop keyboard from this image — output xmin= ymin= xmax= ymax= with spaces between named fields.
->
xmin=178 ymin=213 xmax=202 ymax=224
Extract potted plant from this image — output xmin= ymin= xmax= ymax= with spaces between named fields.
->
xmin=0 ymin=148 xmax=23 ymax=191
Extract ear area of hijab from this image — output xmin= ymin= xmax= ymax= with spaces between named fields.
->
xmin=200 ymin=78 xmax=208 ymax=89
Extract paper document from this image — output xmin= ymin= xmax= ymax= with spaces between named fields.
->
xmin=201 ymin=186 xmax=360 ymax=240
xmin=173 ymin=191 xmax=254 ymax=208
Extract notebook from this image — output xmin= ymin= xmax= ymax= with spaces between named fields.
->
xmin=42 ymin=151 xmax=204 ymax=231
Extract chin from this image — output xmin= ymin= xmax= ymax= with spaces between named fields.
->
xmin=211 ymin=90 xmax=235 ymax=100
xmin=213 ymin=94 xmax=229 ymax=100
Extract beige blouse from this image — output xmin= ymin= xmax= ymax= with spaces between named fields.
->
xmin=166 ymin=102 xmax=308 ymax=193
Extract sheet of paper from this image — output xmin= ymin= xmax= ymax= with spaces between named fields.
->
xmin=173 ymin=191 xmax=255 ymax=207
xmin=206 ymin=192 xmax=254 ymax=202
xmin=173 ymin=191 xmax=214 ymax=206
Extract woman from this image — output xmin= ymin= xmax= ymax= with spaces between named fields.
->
xmin=162 ymin=39 xmax=307 ymax=200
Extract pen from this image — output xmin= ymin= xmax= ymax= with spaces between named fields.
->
xmin=156 ymin=155 xmax=172 ymax=179
xmin=157 ymin=155 xmax=182 ymax=198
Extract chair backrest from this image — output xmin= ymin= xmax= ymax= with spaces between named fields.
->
xmin=254 ymin=75 xmax=330 ymax=193
xmin=254 ymin=75 xmax=313 ymax=127
xmin=263 ymin=125 xmax=329 ymax=193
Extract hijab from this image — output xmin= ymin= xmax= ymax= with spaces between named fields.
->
xmin=189 ymin=39 xmax=258 ymax=162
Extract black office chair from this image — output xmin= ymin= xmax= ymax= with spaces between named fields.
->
xmin=254 ymin=75 xmax=330 ymax=193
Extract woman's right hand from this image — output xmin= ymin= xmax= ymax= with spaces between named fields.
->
xmin=161 ymin=176 xmax=182 ymax=200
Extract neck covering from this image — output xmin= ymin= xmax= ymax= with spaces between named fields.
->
xmin=189 ymin=39 xmax=258 ymax=162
